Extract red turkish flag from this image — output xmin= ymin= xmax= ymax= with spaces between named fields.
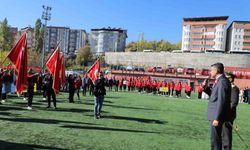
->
xmin=7 ymin=32 xmax=28 ymax=95
xmin=46 ymin=47 xmax=60 ymax=75
xmin=58 ymin=53 xmax=66 ymax=86
xmin=45 ymin=47 xmax=60 ymax=94
xmin=87 ymin=58 xmax=100 ymax=83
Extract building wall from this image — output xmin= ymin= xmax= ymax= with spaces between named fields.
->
xmin=227 ymin=22 xmax=250 ymax=52
xmin=105 ymin=52 xmax=250 ymax=69
xmin=182 ymin=18 xmax=227 ymax=52
xmin=45 ymin=26 xmax=86 ymax=54
xmin=89 ymin=29 xmax=127 ymax=55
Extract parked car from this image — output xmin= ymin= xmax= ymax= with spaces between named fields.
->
xmin=201 ymin=69 xmax=209 ymax=76
xmin=135 ymin=67 xmax=145 ymax=72
xmin=164 ymin=67 xmax=176 ymax=74
xmin=176 ymin=67 xmax=185 ymax=74
xmin=126 ymin=66 xmax=134 ymax=71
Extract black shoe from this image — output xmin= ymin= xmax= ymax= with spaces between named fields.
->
xmin=46 ymin=106 xmax=51 ymax=108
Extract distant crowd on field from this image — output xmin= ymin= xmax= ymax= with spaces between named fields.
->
xmin=1 ymin=68 xmax=250 ymax=107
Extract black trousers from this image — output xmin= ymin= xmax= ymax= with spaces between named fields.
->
xmin=69 ymin=88 xmax=75 ymax=103
xmin=222 ymin=121 xmax=233 ymax=150
xmin=76 ymin=89 xmax=80 ymax=100
xmin=27 ymin=87 xmax=34 ymax=107
xmin=210 ymin=121 xmax=223 ymax=150
xmin=210 ymin=121 xmax=231 ymax=150
xmin=47 ymin=89 xmax=56 ymax=107
xmin=198 ymin=92 xmax=202 ymax=99
xmin=42 ymin=85 xmax=46 ymax=98
xmin=186 ymin=91 xmax=191 ymax=97
xmin=82 ymin=86 xmax=87 ymax=96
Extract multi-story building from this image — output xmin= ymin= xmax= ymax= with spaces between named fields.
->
xmin=182 ymin=16 xmax=228 ymax=52
xmin=68 ymin=29 xmax=87 ymax=54
xmin=45 ymin=26 xmax=70 ymax=53
xmin=18 ymin=27 xmax=34 ymax=48
xmin=89 ymin=27 xmax=127 ymax=55
xmin=45 ymin=26 xmax=87 ymax=54
xmin=227 ymin=21 xmax=250 ymax=53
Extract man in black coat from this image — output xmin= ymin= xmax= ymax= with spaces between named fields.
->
xmin=221 ymin=73 xmax=240 ymax=150
xmin=43 ymin=73 xmax=56 ymax=109
xmin=203 ymin=63 xmax=231 ymax=150
xmin=68 ymin=74 xmax=75 ymax=103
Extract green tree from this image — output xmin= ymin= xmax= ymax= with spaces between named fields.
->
xmin=0 ymin=18 xmax=14 ymax=51
xmin=76 ymin=45 xmax=91 ymax=66
xmin=126 ymin=40 xmax=181 ymax=52
xmin=34 ymin=19 xmax=44 ymax=52
xmin=28 ymin=48 xmax=41 ymax=67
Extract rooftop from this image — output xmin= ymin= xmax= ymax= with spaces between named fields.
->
xmin=183 ymin=16 xmax=229 ymax=22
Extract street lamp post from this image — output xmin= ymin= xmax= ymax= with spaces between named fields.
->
xmin=41 ymin=5 xmax=52 ymax=70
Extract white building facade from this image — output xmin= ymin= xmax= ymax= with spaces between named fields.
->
xmin=89 ymin=28 xmax=127 ymax=55
xmin=227 ymin=21 xmax=250 ymax=53
xmin=182 ymin=16 xmax=228 ymax=53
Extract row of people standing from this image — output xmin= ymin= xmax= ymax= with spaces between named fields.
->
xmin=105 ymin=77 xmax=195 ymax=99
xmin=67 ymin=74 xmax=94 ymax=103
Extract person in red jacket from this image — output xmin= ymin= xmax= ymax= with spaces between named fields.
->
xmin=184 ymin=82 xmax=192 ymax=99
xmin=74 ymin=75 xmax=82 ymax=100
xmin=197 ymin=84 xmax=203 ymax=99
xmin=119 ymin=78 xmax=123 ymax=91
xmin=127 ymin=78 xmax=131 ymax=92
xmin=175 ymin=82 xmax=182 ymax=97
xmin=169 ymin=81 xmax=175 ymax=97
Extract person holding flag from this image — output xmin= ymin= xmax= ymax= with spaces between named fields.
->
xmin=87 ymin=58 xmax=106 ymax=119
xmin=27 ymin=69 xmax=39 ymax=110
xmin=45 ymin=45 xmax=62 ymax=109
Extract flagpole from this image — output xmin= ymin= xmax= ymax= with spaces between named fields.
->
xmin=228 ymin=122 xmax=249 ymax=149
xmin=42 ymin=40 xmax=61 ymax=70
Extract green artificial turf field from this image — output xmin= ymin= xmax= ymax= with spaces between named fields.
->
xmin=0 ymin=91 xmax=249 ymax=150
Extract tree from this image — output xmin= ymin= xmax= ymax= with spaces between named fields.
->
xmin=34 ymin=19 xmax=44 ymax=52
xmin=76 ymin=45 xmax=91 ymax=66
xmin=28 ymin=49 xmax=41 ymax=67
xmin=0 ymin=18 xmax=14 ymax=51
xmin=126 ymin=40 xmax=182 ymax=52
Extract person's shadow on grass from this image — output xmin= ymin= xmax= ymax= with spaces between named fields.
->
xmin=0 ymin=140 xmax=67 ymax=150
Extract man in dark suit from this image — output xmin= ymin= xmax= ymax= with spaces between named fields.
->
xmin=221 ymin=73 xmax=240 ymax=150
xmin=203 ymin=63 xmax=231 ymax=150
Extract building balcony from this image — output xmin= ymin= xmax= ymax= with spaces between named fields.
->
xmin=192 ymin=35 xmax=203 ymax=39
xmin=244 ymin=32 xmax=250 ymax=36
xmin=243 ymin=45 xmax=250 ymax=50
xmin=243 ymin=39 xmax=250 ymax=43
xmin=205 ymin=35 xmax=215 ymax=39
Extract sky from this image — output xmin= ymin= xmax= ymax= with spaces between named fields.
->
xmin=0 ymin=0 xmax=249 ymax=43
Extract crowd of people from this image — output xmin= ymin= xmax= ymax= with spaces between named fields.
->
xmin=1 ymin=68 xmax=250 ymax=109
xmin=0 ymin=62 xmax=250 ymax=149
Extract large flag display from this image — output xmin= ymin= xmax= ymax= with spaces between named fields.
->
xmin=6 ymin=32 xmax=28 ymax=95
xmin=87 ymin=58 xmax=100 ymax=83
xmin=45 ymin=47 xmax=60 ymax=94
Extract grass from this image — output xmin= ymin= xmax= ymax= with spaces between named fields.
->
xmin=0 ymin=90 xmax=250 ymax=150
